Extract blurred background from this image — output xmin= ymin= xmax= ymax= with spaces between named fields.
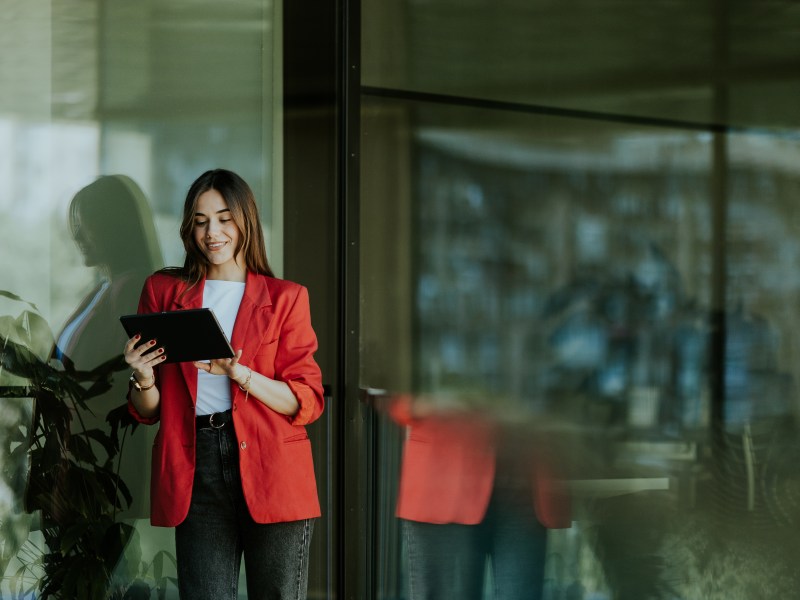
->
xmin=2 ymin=0 xmax=800 ymax=598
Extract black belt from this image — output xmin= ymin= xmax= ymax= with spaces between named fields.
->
xmin=196 ymin=409 xmax=233 ymax=430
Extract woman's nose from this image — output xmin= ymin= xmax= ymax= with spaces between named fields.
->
xmin=207 ymin=219 xmax=222 ymax=235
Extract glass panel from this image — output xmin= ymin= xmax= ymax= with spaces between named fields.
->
xmin=0 ymin=2 xmax=301 ymax=598
xmin=362 ymin=1 xmax=800 ymax=132
xmin=361 ymin=95 xmax=800 ymax=598
xmin=362 ymin=1 xmax=800 ymax=598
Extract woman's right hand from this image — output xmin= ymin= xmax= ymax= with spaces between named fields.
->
xmin=124 ymin=335 xmax=166 ymax=383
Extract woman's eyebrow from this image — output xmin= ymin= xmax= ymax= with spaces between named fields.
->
xmin=194 ymin=208 xmax=231 ymax=217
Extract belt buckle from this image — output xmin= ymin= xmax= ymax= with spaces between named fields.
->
xmin=208 ymin=412 xmax=225 ymax=429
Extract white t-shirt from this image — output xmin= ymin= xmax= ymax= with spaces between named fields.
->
xmin=196 ymin=280 xmax=246 ymax=416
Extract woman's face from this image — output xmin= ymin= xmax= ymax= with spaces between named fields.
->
xmin=72 ymin=209 xmax=101 ymax=267
xmin=192 ymin=189 xmax=244 ymax=280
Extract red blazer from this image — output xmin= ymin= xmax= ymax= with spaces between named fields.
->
xmin=128 ymin=271 xmax=324 ymax=526
xmin=389 ymin=396 xmax=571 ymax=529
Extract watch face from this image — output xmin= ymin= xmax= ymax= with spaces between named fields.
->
xmin=130 ymin=374 xmax=154 ymax=391
xmin=130 ymin=374 xmax=147 ymax=390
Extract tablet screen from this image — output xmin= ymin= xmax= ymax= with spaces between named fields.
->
xmin=120 ymin=308 xmax=235 ymax=364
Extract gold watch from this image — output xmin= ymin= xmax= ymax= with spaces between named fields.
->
xmin=130 ymin=373 xmax=155 ymax=391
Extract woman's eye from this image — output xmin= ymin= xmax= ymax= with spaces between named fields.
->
xmin=220 ymin=218 xmax=231 ymax=223
xmin=194 ymin=221 xmax=207 ymax=227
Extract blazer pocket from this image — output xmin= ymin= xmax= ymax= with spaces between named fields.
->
xmin=255 ymin=337 xmax=280 ymax=356
xmin=284 ymin=432 xmax=310 ymax=444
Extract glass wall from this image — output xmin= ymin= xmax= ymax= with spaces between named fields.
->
xmin=360 ymin=2 xmax=800 ymax=599
xmin=0 ymin=1 xmax=289 ymax=598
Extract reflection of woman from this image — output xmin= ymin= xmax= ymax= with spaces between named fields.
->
xmin=48 ymin=175 xmax=162 ymax=518
xmin=23 ymin=175 xmax=162 ymax=597
xmin=390 ymin=396 xmax=571 ymax=600
xmin=55 ymin=175 xmax=162 ymax=371
xmin=124 ymin=169 xmax=324 ymax=600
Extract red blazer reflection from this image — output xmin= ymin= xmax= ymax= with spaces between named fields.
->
xmin=390 ymin=395 xmax=571 ymax=529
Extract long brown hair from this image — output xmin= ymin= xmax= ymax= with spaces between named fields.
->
xmin=163 ymin=169 xmax=274 ymax=288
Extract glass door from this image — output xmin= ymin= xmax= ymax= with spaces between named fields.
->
xmin=358 ymin=1 xmax=800 ymax=598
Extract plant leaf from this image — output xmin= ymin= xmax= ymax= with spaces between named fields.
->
xmin=0 ymin=290 xmax=39 ymax=311
xmin=60 ymin=520 xmax=89 ymax=556
xmin=17 ymin=310 xmax=55 ymax=360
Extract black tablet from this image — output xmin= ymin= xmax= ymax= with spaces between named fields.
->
xmin=120 ymin=308 xmax=235 ymax=364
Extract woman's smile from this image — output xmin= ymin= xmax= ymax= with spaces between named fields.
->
xmin=193 ymin=189 xmax=245 ymax=280
xmin=205 ymin=240 xmax=229 ymax=251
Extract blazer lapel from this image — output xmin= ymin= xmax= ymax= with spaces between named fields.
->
xmin=171 ymin=279 xmax=205 ymax=404
xmin=166 ymin=273 xmax=272 ymax=405
xmin=230 ymin=272 xmax=273 ymax=393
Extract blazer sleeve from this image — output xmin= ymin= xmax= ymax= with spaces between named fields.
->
xmin=126 ymin=275 xmax=161 ymax=425
xmin=275 ymin=285 xmax=324 ymax=426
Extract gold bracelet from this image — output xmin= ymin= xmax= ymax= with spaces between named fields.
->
xmin=238 ymin=367 xmax=252 ymax=391
xmin=238 ymin=367 xmax=252 ymax=401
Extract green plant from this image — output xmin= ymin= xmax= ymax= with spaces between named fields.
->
xmin=0 ymin=291 xmax=176 ymax=599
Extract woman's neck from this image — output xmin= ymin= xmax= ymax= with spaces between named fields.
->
xmin=206 ymin=262 xmax=246 ymax=282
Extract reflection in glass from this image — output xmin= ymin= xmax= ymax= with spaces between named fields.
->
xmin=56 ymin=175 xmax=162 ymax=371
xmin=1 ymin=1 xmax=285 ymax=597
xmin=362 ymin=98 xmax=800 ymax=598
xmin=386 ymin=393 xmax=569 ymax=600
xmin=17 ymin=176 xmax=165 ymax=598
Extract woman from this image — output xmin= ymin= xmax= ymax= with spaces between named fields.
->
xmin=124 ymin=169 xmax=324 ymax=600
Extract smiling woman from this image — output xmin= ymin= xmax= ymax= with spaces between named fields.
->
xmin=180 ymin=169 xmax=274 ymax=287
xmin=193 ymin=189 xmax=245 ymax=280
xmin=122 ymin=169 xmax=324 ymax=600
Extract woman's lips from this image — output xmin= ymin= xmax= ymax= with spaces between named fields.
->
xmin=206 ymin=241 xmax=227 ymax=251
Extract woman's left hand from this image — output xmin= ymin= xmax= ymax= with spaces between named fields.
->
xmin=194 ymin=349 xmax=246 ymax=381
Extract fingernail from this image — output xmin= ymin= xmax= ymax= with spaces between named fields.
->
xmin=134 ymin=334 xmax=141 ymax=340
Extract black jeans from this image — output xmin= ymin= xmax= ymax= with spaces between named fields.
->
xmin=175 ymin=418 xmax=314 ymax=600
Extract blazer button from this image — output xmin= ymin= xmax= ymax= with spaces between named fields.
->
xmin=240 ymin=441 xmax=247 ymax=450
